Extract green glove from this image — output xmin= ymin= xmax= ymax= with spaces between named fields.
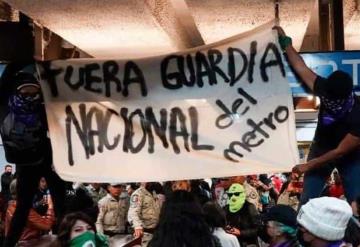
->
xmin=279 ymin=35 xmax=292 ymax=50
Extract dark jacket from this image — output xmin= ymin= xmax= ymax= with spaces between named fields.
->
xmin=1 ymin=172 xmax=13 ymax=202
xmin=225 ymin=201 xmax=260 ymax=246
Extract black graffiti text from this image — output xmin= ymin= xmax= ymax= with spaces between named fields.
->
xmin=65 ymin=104 xmax=214 ymax=166
xmin=161 ymin=41 xmax=285 ymax=89
xmin=223 ymin=105 xmax=289 ymax=162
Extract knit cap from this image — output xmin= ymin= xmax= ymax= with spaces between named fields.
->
xmin=297 ymin=197 xmax=352 ymax=241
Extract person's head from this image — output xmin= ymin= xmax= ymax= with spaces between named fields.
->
xmin=325 ymin=71 xmax=353 ymax=100
xmin=57 ymin=212 xmax=96 ymax=247
xmin=227 ymin=183 xmax=246 ymax=213
xmin=229 ymin=176 xmax=246 ymax=185
xmin=126 ymin=183 xmax=139 ymax=196
xmin=39 ymin=177 xmax=47 ymax=191
xmin=107 ymin=184 xmax=123 ymax=198
xmin=297 ymin=197 xmax=352 ymax=246
xmin=247 ymin=175 xmax=258 ymax=186
xmin=90 ymin=183 xmax=101 ymax=190
xmin=4 ymin=165 xmax=12 ymax=174
xmin=203 ymin=201 xmax=227 ymax=232
xmin=13 ymin=72 xmax=42 ymax=103
xmin=260 ymin=205 xmax=298 ymax=244
xmin=149 ymin=190 xmax=215 ymax=247
xmin=171 ymin=180 xmax=191 ymax=192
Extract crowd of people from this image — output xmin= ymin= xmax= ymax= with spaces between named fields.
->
xmin=0 ymin=168 xmax=358 ymax=247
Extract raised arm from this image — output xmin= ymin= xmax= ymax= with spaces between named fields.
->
xmin=273 ymin=26 xmax=317 ymax=91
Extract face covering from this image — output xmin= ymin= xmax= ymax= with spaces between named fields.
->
xmin=70 ymin=231 xmax=108 ymax=247
xmin=227 ymin=183 xmax=246 ymax=213
xmin=8 ymin=93 xmax=42 ymax=127
xmin=320 ymin=93 xmax=354 ymax=126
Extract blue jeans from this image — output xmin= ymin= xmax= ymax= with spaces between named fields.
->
xmin=300 ymin=141 xmax=360 ymax=206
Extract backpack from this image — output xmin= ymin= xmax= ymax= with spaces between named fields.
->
xmin=0 ymin=95 xmax=49 ymax=165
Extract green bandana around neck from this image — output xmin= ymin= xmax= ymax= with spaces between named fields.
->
xmin=227 ymin=183 xmax=246 ymax=213
xmin=70 ymin=231 xmax=109 ymax=247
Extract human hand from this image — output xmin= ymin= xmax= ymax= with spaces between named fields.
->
xmin=272 ymin=26 xmax=286 ymax=36
xmin=225 ymin=226 xmax=241 ymax=236
xmin=133 ymin=228 xmax=144 ymax=238
xmin=292 ymin=163 xmax=310 ymax=175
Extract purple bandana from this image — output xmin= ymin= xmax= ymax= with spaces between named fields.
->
xmin=320 ymin=93 xmax=354 ymax=126
xmin=8 ymin=94 xmax=42 ymax=127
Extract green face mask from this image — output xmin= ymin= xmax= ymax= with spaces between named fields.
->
xmin=70 ymin=231 xmax=109 ymax=247
xmin=227 ymin=183 xmax=246 ymax=213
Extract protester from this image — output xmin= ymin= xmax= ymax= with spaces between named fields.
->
xmin=54 ymin=212 xmax=108 ymax=247
xmin=96 ymin=183 xmax=129 ymax=237
xmin=345 ymin=195 xmax=360 ymax=247
xmin=149 ymin=190 xmax=220 ymax=247
xmin=224 ymin=183 xmax=260 ymax=246
xmin=128 ymin=182 xmax=161 ymax=246
xmin=230 ymin=176 xmax=261 ymax=211
xmin=65 ymin=183 xmax=98 ymax=223
xmin=271 ymin=174 xmax=283 ymax=194
xmin=85 ymin=183 xmax=107 ymax=204
xmin=32 ymin=177 xmax=50 ymax=216
xmin=203 ymin=201 xmax=240 ymax=247
xmin=214 ymin=178 xmax=232 ymax=208
xmin=328 ymin=171 xmax=345 ymax=198
xmin=0 ymin=165 xmax=13 ymax=203
xmin=171 ymin=180 xmax=191 ymax=192
xmin=5 ymin=179 xmax=55 ymax=245
xmin=0 ymin=65 xmax=66 ymax=247
xmin=297 ymin=197 xmax=352 ymax=247
xmin=190 ymin=179 xmax=212 ymax=205
xmin=259 ymin=204 xmax=301 ymax=247
xmin=277 ymin=174 xmax=303 ymax=211
xmin=274 ymin=26 xmax=360 ymax=206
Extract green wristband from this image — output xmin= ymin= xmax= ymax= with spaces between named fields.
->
xmin=278 ymin=35 xmax=292 ymax=50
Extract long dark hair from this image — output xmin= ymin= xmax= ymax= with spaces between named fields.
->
xmin=203 ymin=201 xmax=227 ymax=232
xmin=56 ymin=212 xmax=96 ymax=247
xmin=149 ymin=190 xmax=217 ymax=247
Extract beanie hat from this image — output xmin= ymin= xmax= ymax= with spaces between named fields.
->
xmin=297 ymin=197 xmax=352 ymax=241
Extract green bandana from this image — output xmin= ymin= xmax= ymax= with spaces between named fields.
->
xmin=227 ymin=183 xmax=246 ymax=213
xmin=70 ymin=231 xmax=109 ymax=247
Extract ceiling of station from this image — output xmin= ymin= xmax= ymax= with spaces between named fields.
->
xmin=2 ymin=0 xmax=360 ymax=58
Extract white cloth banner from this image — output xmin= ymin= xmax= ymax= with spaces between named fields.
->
xmin=37 ymin=22 xmax=299 ymax=182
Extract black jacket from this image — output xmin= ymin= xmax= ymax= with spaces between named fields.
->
xmin=225 ymin=201 xmax=260 ymax=246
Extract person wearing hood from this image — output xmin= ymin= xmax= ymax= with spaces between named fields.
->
xmin=224 ymin=183 xmax=260 ymax=246
xmin=273 ymin=26 xmax=360 ymax=207
xmin=0 ymin=64 xmax=66 ymax=247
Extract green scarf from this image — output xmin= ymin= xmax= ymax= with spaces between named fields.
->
xmin=227 ymin=183 xmax=246 ymax=213
xmin=69 ymin=231 xmax=109 ymax=247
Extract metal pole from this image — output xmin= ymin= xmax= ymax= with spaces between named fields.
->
xmin=275 ymin=0 xmax=280 ymax=25
xmin=332 ymin=0 xmax=344 ymax=50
